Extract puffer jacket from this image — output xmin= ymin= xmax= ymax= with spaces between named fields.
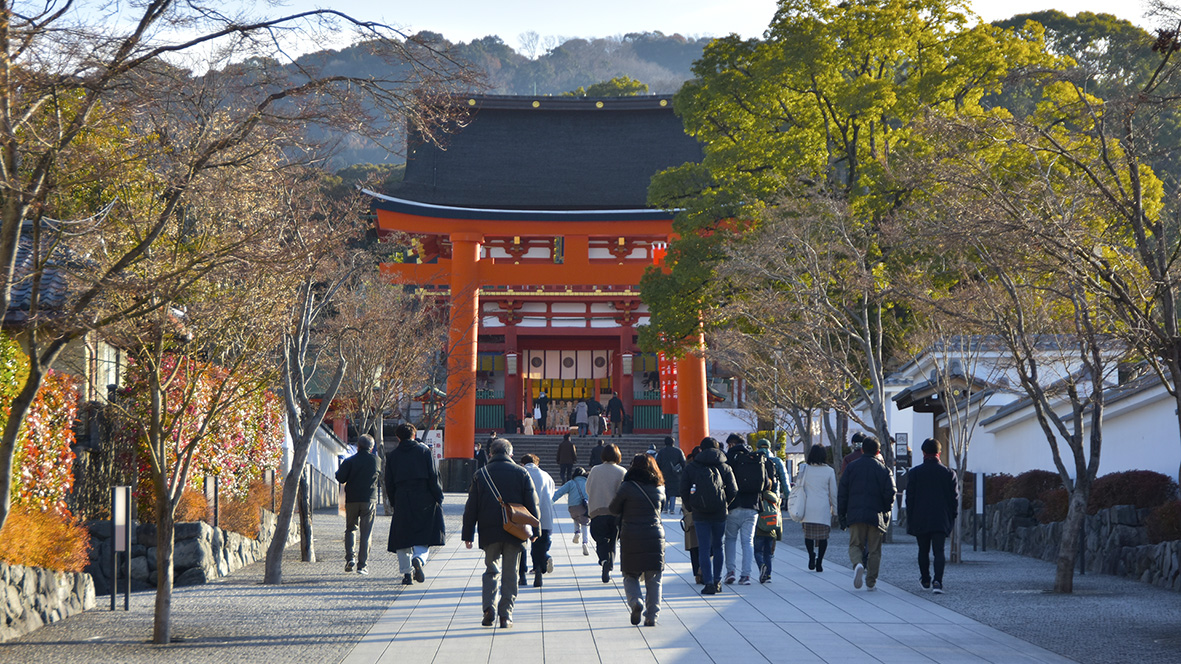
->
xmin=838 ymin=453 xmax=896 ymax=532
xmin=609 ymin=480 xmax=665 ymax=574
xmin=679 ymin=447 xmax=738 ymax=523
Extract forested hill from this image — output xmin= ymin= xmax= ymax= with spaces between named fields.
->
xmin=290 ymin=31 xmax=709 ymax=166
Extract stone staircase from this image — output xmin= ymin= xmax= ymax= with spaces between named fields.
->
xmin=499 ymin=433 xmax=672 ymax=478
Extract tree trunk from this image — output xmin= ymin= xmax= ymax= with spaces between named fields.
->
xmin=152 ymin=488 xmax=176 ymax=644
xmin=950 ymin=470 xmax=965 ymax=563
xmin=262 ymin=461 xmax=305 ymax=585
xmin=298 ymin=467 xmax=315 ymax=563
xmin=1053 ymin=488 xmax=1088 ymax=593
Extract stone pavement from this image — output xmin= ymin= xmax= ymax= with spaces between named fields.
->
xmin=1 ymin=494 xmax=1177 ymax=663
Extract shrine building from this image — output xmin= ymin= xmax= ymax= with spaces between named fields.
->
xmin=370 ymin=94 xmax=711 ymax=460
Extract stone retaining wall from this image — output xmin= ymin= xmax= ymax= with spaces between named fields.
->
xmin=85 ymin=509 xmax=296 ymax=595
xmin=961 ymin=498 xmax=1181 ymax=592
xmin=1 ymin=562 xmax=95 ymax=642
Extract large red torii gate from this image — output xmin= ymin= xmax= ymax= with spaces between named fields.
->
xmin=370 ymin=193 xmax=709 ymax=459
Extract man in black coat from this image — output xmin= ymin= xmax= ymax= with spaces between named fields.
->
xmin=837 ymin=436 xmax=896 ymax=591
xmin=680 ymin=437 xmax=738 ymax=595
xmin=606 ymin=392 xmax=625 ymax=437
xmin=336 ymin=434 xmax=380 ymax=574
xmin=904 ymin=438 xmax=959 ymax=593
xmin=654 ymin=437 xmax=685 ymax=514
xmin=463 ymin=438 xmax=540 ymax=629
xmin=588 ymin=439 xmax=606 ymax=469
xmin=385 ymin=423 xmax=445 ymax=585
xmin=535 ymin=391 xmax=551 ymax=432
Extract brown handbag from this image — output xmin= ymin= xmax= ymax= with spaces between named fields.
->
xmin=481 ymin=468 xmax=540 ymax=540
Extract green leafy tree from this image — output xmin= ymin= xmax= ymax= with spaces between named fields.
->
xmin=643 ymin=0 xmax=1058 ymax=447
xmin=563 ymin=75 xmax=650 ymax=97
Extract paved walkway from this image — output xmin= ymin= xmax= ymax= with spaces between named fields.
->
xmin=3 ymin=493 xmax=1178 ymax=663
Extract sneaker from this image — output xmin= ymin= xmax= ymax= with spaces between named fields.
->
xmin=713 ymin=582 xmax=723 ymax=594
xmin=738 ymin=576 xmax=751 ymax=585
xmin=630 ymin=602 xmax=643 ymax=625
xmin=534 ymin=573 xmax=543 ymax=588
xmin=402 ymin=574 xmax=413 ymax=585
xmin=724 ymin=571 xmax=736 ymax=585
xmin=573 ymin=532 xmax=580 ymax=543
xmin=866 ymin=583 xmax=877 ymax=592
xmin=932 ymin=580 xmax=943 ymax=594
xmin=701 ymin=584 xmax=717 ymax=595
xmin=482 ymin=607 xmax=495 ymax=627
xmin=546 ymin=557 xmax=554 ymax=574
xmin=853 ymin=563 xmax=865 ymax=589
xmin=644 ymin=617 xmax=656 ymax=627
xmin=357 ymin=567 xmax=369 ymax=575
xmin=344 ymin=561 xmax=355 ymax=572
xmin=499 ymin=616 xmax=513 ymax=628
xmin=602 ymin=560 xmax=612 ymax=583
xmin=412 ymin=557 xmax=426 ymax=583
xmin=921 ymin=579 xmax=931 ymax=590
xmin=582 ymin=543 xmax=590 ymax=556
xmin=759 ymin=565 xmax=770 ymax=584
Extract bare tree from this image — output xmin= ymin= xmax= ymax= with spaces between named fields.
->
xmin=0 ymin=1 xmax=475 ymax=544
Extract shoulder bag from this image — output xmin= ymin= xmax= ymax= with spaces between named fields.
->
xmin=481 ymin=467 xmax=541 ymax=540
xmin=787 ymin=465 xmax=807 ymax=522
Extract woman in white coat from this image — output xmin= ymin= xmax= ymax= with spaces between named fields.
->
xmin=796 ymin=444 xmax=839 ymax=572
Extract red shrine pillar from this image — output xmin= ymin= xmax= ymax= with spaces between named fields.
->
xmin=677 ymin=332 xmax=709 ymax=451
xmin=619 ymin=327 xmax=634 ymax=431
xmin=445 ymin=233 xmax=481 ymax=458
xmin=504 ymin=327 xmax=521 ymax=432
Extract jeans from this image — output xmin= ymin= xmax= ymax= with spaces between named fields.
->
xmin=662 ymin=493 xmax=678 ymax=514
xmin=482 ymin=540 xmax=524 ymax=619
xmin=590 ymin=515 xmax=619 ymax=566
xmin=623 ymin=570 xmax=662 ymax=622
xmin=916 ymin=531 xmax=947 ymax=584
xmin=753 ymin=535 xmax=775 ymax=575
xmin=848 ymin=523 xmax=884 ymax=587
xmin=578 ymin=422 xmax=588 ymax=436
xmin=344 ymin=502 xmax=376 ymax=569
xmin=559 ymin=464 xmax=573 ymax=484
xmin=396 ymin=545 xmax=429 ymax=576
xmin=694 ymin=518 xmax=725 ymax=586
xmin=724 ymin=507 xmax=758 ymax=578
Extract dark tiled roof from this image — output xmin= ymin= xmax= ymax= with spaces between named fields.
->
xmin=5 ymin=231 xmax=71 ymax=325
xmin=386 ymin=95 xmax=703 ymax=210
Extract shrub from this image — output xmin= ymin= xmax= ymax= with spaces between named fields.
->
xmin=0 ymin=504 xmax=90 ymax=572
xmin=137 ymin=488 xmax=209 ymax=524
xmin=1002 ymin=470 xmax=1062 ymax=501
xmin=1037 ymin=488 xmax=1070 ymax=524
xmin=220 ymin=480 xmax=275 ymax=538
xmin=1087 ymin=470 xmax=1179 ymax=514
xmin=986 ymin=473 xmax=1014 ymax=505
xmin=1146 ymin=500 xmax=1181 ymax=544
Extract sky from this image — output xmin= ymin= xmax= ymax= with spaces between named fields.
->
xmin=278 ymin=0 xmax=1160 ymax=50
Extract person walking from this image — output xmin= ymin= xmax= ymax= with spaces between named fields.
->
xmin=681 ymin=446 xmax=703 ymax=584
xmin=463 ymin=438 xmax=540 ymax=629
xmin=904 ymin=438 xmax=958 ymax=594
xmin=797 ymin=444 xmax=839 ymax=573
xmin=553 ymin=466 xmax=592 ymax=555
xmin=587 ymin=397 xmax=604 ymax=436
xmin=588 ymin=439 xmax=606 ymax=469
xmin=385 ymin=423 xmax=445 ymax=585
xmin=610 ymin=454 xmax=666 ymax=627
xmin=841 ymin=432 xmax=867 ymax=472
xmin=606 ymin=391 xmax=625 ymax=437
xmin=556 ymin=433 xmax=578 ymax=484
xmin=575 ymin=398 xmax=590 ymax=437
xmin=723 ymin=434 xmax=768 ymax=585
xmin=336 ymin=434 xmax=380 ymax=575
xmin=520 ymin=454 xmax=556 ymax=587
xmin=681 ymin=437 xmax=737 ymax=595
xmin=837 ymin=436 xmax=896 ymax=591
xmin=586 ymin=443 xmax=626 ymax=583
xmin=757 ymin=439 xmax=791 ymax=504
xmin=753 ymin=440 xmax=785 ymax=583
xmin=536 ymin=391 xmax=551 ymax=432
xmin=655 ymin=436 xmax=686 ymax=514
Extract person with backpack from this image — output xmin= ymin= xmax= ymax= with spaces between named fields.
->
xmin=680 ymin=437 xmax=737 ymax=595
xmin=722 ymin=434 xmax=768 ymax=585
xmin=753 ymin=440 xmax=785 ymax=583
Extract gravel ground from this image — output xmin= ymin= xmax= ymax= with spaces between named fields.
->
xmin=0 ymin=501 xmax=468 ymax=664
xmin=779 ymin=520 xmax=1181 ymax=664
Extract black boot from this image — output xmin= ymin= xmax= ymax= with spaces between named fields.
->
xmin=805 ymin=538 xmax=816 ymax=570
xmin=816 ymin=540 xmax=828 ymax=573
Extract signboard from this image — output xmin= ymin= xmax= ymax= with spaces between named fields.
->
xmin=425 ymin=430 xmax=444 ymax=466
xmin=658 ymin=352 xmax=678 ymax=414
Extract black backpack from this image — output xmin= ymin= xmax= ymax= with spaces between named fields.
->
xmin=730 ymin=449 xmax=767 ymax=495
xmin=689 ymin=464 xmax=727 ymax=514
